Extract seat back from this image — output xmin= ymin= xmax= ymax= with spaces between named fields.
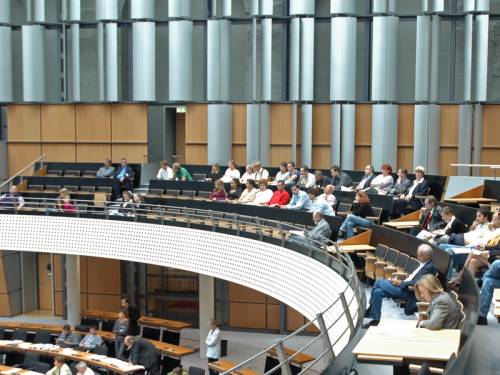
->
xmin=192 ymin=173 xmax=206 ymax=181
xmin=82 ymin=170 xmax=98 ymax=177
xmin=96 ymin=186 xmax=112 ymax=194
xmin=395 ymin=253 xmax=409 ymax=269
xmin=12 ymin=328 xmax=28 ymax=341
xmin=188 ymin=367 xmax=206 ymax=375
xmin=29 ymin=184 xmax=44 ymax=191
xmin=374 ymin=244 xmax=389 ymax=258
xmin=64 ymin=170 xmax=80 ymax=177
xmin=197 ymin=191 xmax=211 ymax=199
xmin=385 ymin=248 xmax=399 ymax=264
xmin=33 ymin=330 xmax=52 ymax=344
xmin=80 ymin=186 xmax=96 ymax=193
xmin=370 ymin=207 xmax=383 ymax=222
xmin=405 ymin=257 xmax=420 ymax=273
xmin=141 ymin=327 xmax=161 ymax=341
xmin=23 ymin=353 xmax=41 ymax=368
xmin=47 ymin=170 xmax=63 ymax=176
xmin=336 ymin=202 xmax=351 ymax=214
xmin=165 ymin=189 xmax=180 ymax=198
xmin=45 ymin=185 xmax=61 ymax=192
xmin=182 ymin=190 xmax=196 ymax=198
xmin=64 ymin=185 xmax=78 ymax=192
xmin=93 ymin=344 xmax=108 ymax=356
xmin=148 ymin=188 xmax=164 ymax=196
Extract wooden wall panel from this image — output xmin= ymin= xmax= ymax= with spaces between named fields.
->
xmin=185 ymin=104 xmax=208 ymax=143
xmin=87 ymin=294 xmax=122 ymax=311
xmin=77 ymin=144 xmax=112 ymax=162
xmin=76 ymin=104 xmax=111 ymax=142
xmin=232 ymin=145 xmax=246 ymax=166
xmin=270 ymin=104 xmax=293 ymax=144
xmin=440 ymin=148 xmax=458 ymax=177
xmin=175 ymin=113 xmax=186 ymax=164
xmin=440 ymin=105 xmax=459 ymax=176
xmin=355 ymin=104 xmax=372 ymax=169
xmin=112 ymin=144 xmax=147 ymax=163
xmin=185 ymin=145 xmax=208 ymax=164
xmin=41 ymin=144 xmax=76 ymax=162
xmin=8 ymin=143 xmax=41 ymax=176
xmin=80 ymin=294 xmax=88 ymax=312
xmin=111 ymin=104 xmax=147 ymax=142
xmin=397 ymin=148 xmax=414 ymax=171
xmin=37 ymin=253 xmax=52 ymax=311
xmin=0 ymin=294 xmax=11 ymax=316
xmin=229 ymin=302 xmax=266 ymax=329
xmin=480 ymin=149 xmax=500 ymax=177
xmin=41 ymin=105 xmax=76 ymax=142
xmin=80 ymin=257 xmax=88 ymax=293
xmin=7 ymin=104 xmax=41 ymax=141
xmin=354 ymin=147 xmax=372 ymax=170
xmin=0 ymin=259 xmax=7 ymax=293
xmin=286 ymin=307 xmax=305 ymax=331
xmin=312 ymin=104 xmax=331 ymax=145
xmin=267 ymin=304 xmax=281 ymax=331
xmin=86 ymin=257 xmax=121 ymax=295
xmin=229 ymin=284 xmax=266 ymax=303
xmin=270 ymin=146 xmax=292 ymax=167
xmin=481 ymin=105 xmax=500 ymax=176
xmin=232 ymin=104 xmax=246 ymax=144
xmin=312 ymin=146 xmax=331 ymax=169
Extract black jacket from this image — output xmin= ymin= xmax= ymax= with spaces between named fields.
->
xmin=122 ymin=305 xmax=140 ymax=335
xmin=130 ymin=337 xmax=160 ymax=373
xmin=351 ymin=202 xmax=374 ymax=218
xmin=444 ymin=217 xmax=467 ymax=236
xmin=114 ymin=166 xmax=134 ymax=180
xmin=357 ymin=174 xmax=375 ymax=190
xmin=419 ymin=207 xmax=443 ymax=231
xmin=331 ymin=172 xmax=353 ymax=189
xmin=407 ymin=179 xmax=430 ymax=210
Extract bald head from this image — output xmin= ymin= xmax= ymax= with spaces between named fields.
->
xmin=417 ymin=244 xmax=433 ymax=262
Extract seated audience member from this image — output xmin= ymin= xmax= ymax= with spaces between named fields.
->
xmin=330 ymin=165 xmax=353 ymax=189
xmin=133 ymin=193 xmax=144 ymax=212
xmin=313 ymin=170 xmax=330 ymax=190
xmin=425 ymin=206 xmax=466 ymax=245
xmin=389 ymin=168 xmax=412 ymax=195
xmin=46 ymin=356 xmax=72 ymax=375
xmin=56 ymin=325 xmax=80 ymax=348
xmin=226 ymin=178 xmax=242 ymax=201
xmin=415 ymin=275 xmax=460 ymax=330
xmin=172 ymin=163 xmax=193 ymax=181
xmin=410 ymin=195 xmax=443 ymax=236
xmin=253 ymin=182 xmax=273 ymax=205
xmin=317 ymin=184 xmax=337 ymax=207
xmin=120 ymin=297 xmax=140 ymax=335
xmin=207 ymin=163 xmax=223 ymax=181
xmin=268 ymin=180 xmax=291 ymax=207
xmin=240 ymin=165 xmax=254 ymax=183
xmin=355 ymin=165 xmax=375 ymax=191
xmin=252 ymin=161 xmax=269 ymax=182
xmin=168 ymin=367 xmax=188 ymax=375
xmin=209 ymin=179 xmax=227 ymax=202
xmin=364 ymin=244 xmax=436 ymax=327
xmin=285 ymin=184 xmax=313 ymax=211
xmin=308 ymin=188 xmax=335 ymax=216
xmin=96 ymin=158 xmax=115 ymax=178
xmin=298 ymin=166 xmax=315 ymax=189
xmin=369 ymin=164 xmax=394 ymax=194
xmin=113 ymin=311 xmax=129 ymax=359
xmin=114 ymin=158 xmax=134 ymax=192
xmin=221 ymin=160 xmax=241 ymax=183
xmin=284 ymin=162 xmax=300 ymax=185
xmin=124 ymin=336 xmax=160 ymax=375
xmin=75 ymin=361 xmax=94 ymax=375
xmin=60 ymin=193 xmax=76 ymax=213
xmin=119 ymin=191 xmax=134 ymax=214
xmin=392 ymin=166 xmax=430 ymax=218
xmin=443 ymin=208 xmax=492 ymax=247
xmin=233 ymin=180 xmax=257 ymax=204
xmin=0 ymin=185 xmax=25 ymax=210
xmin=338 ymin=191 xmax=375 ymax=238
xmin=156 ymin=160 xmax=174 ymax=180
xmin=274 ymin=162 xmax=290 ymax=182
xmin=477 ymin=258 xmax=500 ymax=325
xmin=78 ymin=326 xmax=104 ymax=351
xmin=289 ymin=211 xmax=332 ymax=245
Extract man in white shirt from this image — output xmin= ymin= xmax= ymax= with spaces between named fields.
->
xmin=316 ymin=185 xmax=337 ymax=206
xmin=221 ymin=160 xmax=241 ymax=183
xmin=252 ymin=161 xmax=269 ymax=182
xmin=76 ymin=362 xmax=95 ymax=375
xmin=274 ymin=162 xmax=290 ymax=183
xmin=308 ymin=189 xmax=335 ymax=216
xmin=298 ymin=166 xmax=315 ymax=189
xmin=156 ymin=160 xmax=173 ymax=180
xmin=252 ymin=182 xmax=274 ymax=205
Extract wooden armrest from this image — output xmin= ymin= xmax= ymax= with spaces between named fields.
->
xmin=374 ymin=261 xmax=388 ymax=266
xmin=366 ymin=216 xmax=379 ymax=222
xmin=365 ymin=256 xmax=377 ymax=262
xmin=357 ymin=355 xmax=403 ymax=364
xmin=357 ymin=253 xmax=369 ymax=258
xmin=414 ymin=195 xmax=427 ymax=199
xmin=392 ymin=272 xmax=408 ymax=280
xmin=409 ymin=364 xmax=444 ymax=374
xmin=384 ymin=266 xmax=397 ymax=271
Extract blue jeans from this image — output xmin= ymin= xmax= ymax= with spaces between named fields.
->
xmin=340 ymin=214 xmax=374 ymax=238
xmin=479 ymin=260 xmax=500 ymax=317
xmin=368 ymin=279 xmax=404 ymax=321
xmin=440 ymin=244 xmax=471 ymax=280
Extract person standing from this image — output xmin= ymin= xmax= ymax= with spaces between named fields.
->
xmin=120 ymin=298 xmax=140 ymax=335
xmin=112 ymin=311 xmax=129 ymax=359
xmin=124 ymin=336 xmax=160 ymax=375
xmin=205 ymin=320 xmax=221 ymax=375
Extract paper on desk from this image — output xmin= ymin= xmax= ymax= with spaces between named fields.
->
xmin=22 ymin=372 xmax=44 ymax=375
xmin=0 ymin=368 xmax=22 ymax=374
xmin=289 ymin=230 xmax=304 ymax=237
xmin=452 ymin=248 xmax=480 ymax=255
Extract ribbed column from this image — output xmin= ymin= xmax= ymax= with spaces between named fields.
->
xmin=207 ymin=20 xmax=230 ymax=101
xmin=246 ymin=104 xmax=260 ymax=164
xmin=291 ymin=103 xmax=298 ymax=163
xmin=0 ymin=1 xmax=11 ymax=23
xmin=65 ymin=255 xmax=81 ymax=326
xmin=289 ymin=0 xmax=315 ymax=15
xmin=259 ymin=104 xmax=270 ymax=166
xmin=341 ymin=104 xmax=355 ymax=170
xmin=169 ymin=21 xmax=193 ymax=101
xmin=97 ymin=23 xmax=105 ymax=100
xmin=222 ymin=0 xmax=232 ymax=16
xmin=289 ymin=18 xmax=300 ymax=101
xmin=371 ymin=104 xmax=398 ymax=168
xmin=261 ymin=18 xmax=272 ymax=101
xmin=0 ymin=27 xmax=13 ymax=102
xmin=472 ymin=104 xmax=483 ymax=176
xmin=429 ymin=14 xmax=440 ymax=101
xmin=415 ymin=15 xmax=431 ymax=101
xmin=331 ymin=105 xmax=341 ymax=166
xmin=371 ymin=16 xmax=398 ymax=101
xmin=300 ymin=18 xmax=314 ymax=101
xmin=301 ymin=104 xmax=313 ymax=166
xmin=458 ymin=105 xmax=473 ymax=176
xmin=330 ymin=0 xmax=356 ymax=13
xmin=132 ymin=22 xmax=155 ymax=101
xmin=69 ymin=0 xmax=80 ymax=21
xmin=261 ymin=0 xmax=274 ymax=15
xmin=105 ymin=23 xmax=118 ymax=101
xmin=33 ymin=0 xmax=45 ymax=22
xmin=96 ymin=0 xmax=118 ymax=20
xmin=22 ymin=25 xmax=46 ymax=102
xmin=71 ymin=24 xmax=80 ymax=101
xmin=463 ymin=14 xmax=473 ymax=101
xmin=474 ymin=14 xmax=489 ymax=101
xmin=413 ymin=104 xmax=440 ymax=174
xmin=208 ymin=104 xmax=233 ymax=164
xmin=330 ymin=16 xmax=357 ymax=101
xmin=131 ymin=0 xmax=155 ymax=19
xmin=169 ymin=0 xmax=191 ymax=17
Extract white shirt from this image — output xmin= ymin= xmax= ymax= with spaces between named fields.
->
xmin=156 ymin=167 xmax=173 ymax=180
xmin=407 ymin=178 xmax=424 ymax=197
xmin=299 ymin=173 xmax=316 ymax=188
xmin=78 ymin=368 xmax=95 ymax=375
xmin=404 ymin=261 xmax=427 ymax=282
xmin=205 ymin=328 xmax=221 ymax=359
xmin=240 ymin=172 xmax=255 ymax=183
xmin=252 ymin=189 xmax=274 ymax=205
xmin=254 ymin=168 xmax=269 ymax=181
xmin=466 ymin=227 xmax=500 ymax=247
xmin=370 ymin=174 xmax=394 ymax=192
xmin=221 ymin=168 xmax=241 ymax=183
xmin=275 ymin=171 xmax=290 ymax=182
xmin=317 ymin=193 xmax=337 ymax=206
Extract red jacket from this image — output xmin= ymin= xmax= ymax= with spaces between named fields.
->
xmin=268 ymin=190 xmax=290 ymax=206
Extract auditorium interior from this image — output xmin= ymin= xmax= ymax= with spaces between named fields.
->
xmin=0 ymin=1 xmax=500 ymax=375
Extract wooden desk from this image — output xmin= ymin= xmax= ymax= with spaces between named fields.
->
xmin=0 ymin=321 xmax=63 ymax=334
xmin=383 ymin=221 xmax=420 ymax=231
xmin=0 ymin=364 xmax=44 ymax=375
xmin=208 ymin=359 xmax=261 ymax=375
xmin=333 ymin=244 xmax=376 ymax=254
xmin=267 ymin=347 xmax=315 ymax=366
xmin=445 ymin=198 xmax=497 ymax=205
xmin=0 ymin=341 xmax=144 ymax=375
xmin=353 ymin=319 xmax=460 ymax=374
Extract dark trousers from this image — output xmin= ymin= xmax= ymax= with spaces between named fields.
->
xmin=208 ymin=357 xmax=218 ymax=375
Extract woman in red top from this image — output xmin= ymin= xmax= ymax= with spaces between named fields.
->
xmin=209 ymin=180 xmax=227 ymax=202
xmin=268 ymin=180 xmax=291 ymax=207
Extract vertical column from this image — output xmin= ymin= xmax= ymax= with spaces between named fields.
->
xmin=413 ymin=104 xmax=440 ymax=174
xmin=291 ymin=103 xmax=298 ymax=163
xmin=169 ymin=0 xmax=192 ymax=18
xmin=261 ymin=18 xmax=273 ymax=101
xmin=259 ymin=104 xmax=270 ymax=166
xmin=330 ymin=2 xmax=357 ymax=101
xmin=97 ymin=23 xmax=105 ymax=100
xmin=246 ymin=104 xmax=260 ymax=164
xmin=131 ymin=0 xmax=155 ymax=19
xmin=207 ymin=104 xmax=233 ymax=164
xmin=429 ymin=14 xmax=441 ymax=101
xmin=463 ymin=10 xmax=473 ymax=101
xmin=472 ymin=104 xmax=483 ymax=176
xmin=69 ymin=0 xmax=81 ymax=20
xmin=0 ymin=1 xmax=11 ymax=23
xmin=132 ymin=22 xmax=156 ymax=101
xmin=96 ymin=0 xmax=118 ymax=101
xmin=289 ymin=18 xmax=300 ymax=101
xmin=371 ymin=104 xmax=398 ymax=168
xmin=105 ymin=23 xmax=118 ymax=101
xmin=458 ymin=105 xmax=473 ymax=176
xmin=415 ymin=15 xmax=431 ymax=101
xmin=300 ymin=18 xmax=314 ymax=101
xmin=199 ymin=275 xmax=214 ymax=359
xmin=71 ymin=24 xmax=80 ymax=101
xmin=96 ymin=0 xmax=118 ymax=20
xmin=0 ymin=26 xmax=13 ymax=102
xmin=33 ymin=0 xmax=45 ymax=22
xmin=207 ymin=20 xmax=230 ymax=101
xmin=341 ymin=104 xmax=356 ymax=170
xmin=22 ymin=25 xmax=46 ymax=102
xmin=330 ymin=105 xmax=341 ymax=166
xmin=222 ymin=0 xmax=232 ymax=17
xmin=301 ymin=104 xmax=312 ymax=166
xmin=474 ymin=14 xmax=489 ymax=101
xmin=65 ymin=255 xmax=80 ymax=326
xmin=169 ymin=21 xmax=193 ymax=101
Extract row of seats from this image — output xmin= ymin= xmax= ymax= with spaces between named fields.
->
xmin=46 ymin=169 xmax=97 ymax=177
xmin=28 ymin=184 xmax=112 ymax=194
xmin=359 ymin=244 xmax=420 ymax=281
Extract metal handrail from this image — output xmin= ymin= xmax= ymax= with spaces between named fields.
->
xmin=0 ymin=154 xmax=46 ymax=192
xmin=0 ymin=196 xmax=365 ymax=374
